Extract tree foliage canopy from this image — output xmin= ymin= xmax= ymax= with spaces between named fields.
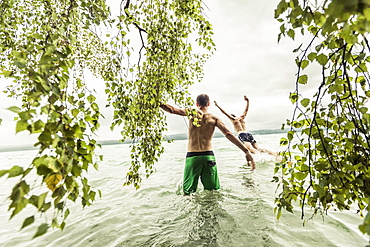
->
xmin=0 ymin=0 xmax=214 ymax=237
xmin=274 ymin=0 xmax=370 ymax=235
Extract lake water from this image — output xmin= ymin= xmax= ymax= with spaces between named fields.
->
xmin=0 ymin=133 xmax=368 ymax=246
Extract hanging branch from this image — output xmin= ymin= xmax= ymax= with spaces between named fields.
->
xmin=122 ymin=0 xmax=147 ymax=68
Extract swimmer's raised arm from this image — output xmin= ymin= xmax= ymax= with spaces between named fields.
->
xmin=239 ymin=95 xmax=249 ymax=119
xmin=214 ymin=101 xmax=235 ymax=120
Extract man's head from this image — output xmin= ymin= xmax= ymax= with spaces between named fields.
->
xmin=231 ymin=114 xmax=236 ymax=118
xmin=196 ymin=94 xmax=210 ymax=107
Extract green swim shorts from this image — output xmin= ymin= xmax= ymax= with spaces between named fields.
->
xmin=183 ymin=151 xmax=220 ymax=195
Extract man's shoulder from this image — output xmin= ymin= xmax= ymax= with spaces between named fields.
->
xmin=205 ymin=112 xmax=219 ymax=119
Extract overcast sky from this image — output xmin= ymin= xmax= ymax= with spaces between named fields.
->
xmin=164 ymin=0 xmax=301 ymax=135
xmin=0 ymin=0 xmax=312 ymax=147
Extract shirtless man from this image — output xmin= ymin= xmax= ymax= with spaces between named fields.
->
xmin=160 ymin=94 xmax=255 ymax=195
xmin=214 ymin=95 xmax=277 ymax=156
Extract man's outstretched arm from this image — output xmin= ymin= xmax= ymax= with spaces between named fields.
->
xmin=215 ymin=117 xmax=256 ymax=170
xmin=239 ymin=95 xmax=249 ymax=119
xmin=160 ymin=104 xmax=187 ymax=116
xmin=214 ymin=101 xmax=235 ymax=120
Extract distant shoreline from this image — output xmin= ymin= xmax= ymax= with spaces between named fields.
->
xmin=159 ymin=128 xmax=287 ymax=142
xmin=0 ymin=129 xmax=287 ymax=153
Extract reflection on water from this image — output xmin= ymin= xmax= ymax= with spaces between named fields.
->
xmin=180 ymin=191 xmax=236 ymax=247
xmin=140 ymin=189 xmax=237 ymax=247
xmin=239 ymin=163 xmax=256 ymax=190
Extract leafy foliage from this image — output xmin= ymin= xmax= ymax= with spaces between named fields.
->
xmin=274 ymin=0 xmax=370 ymax=235
xmin=0 ymin=0 xmax=214 ymax=237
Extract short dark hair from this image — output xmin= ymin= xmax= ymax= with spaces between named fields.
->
xmin=196 ymin=94 xmax=209 ymax=107
xmin=231 ymin=114 xmax=236 ymax=117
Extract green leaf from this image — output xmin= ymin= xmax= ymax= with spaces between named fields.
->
xmin=64 ymin=209 xmax=70 ymax=220
xmin=21 ymin=216 xmax=35 ymax=229
xmin=33 ymin=223 xmax=49 ymax=238
xmin=277 ymin=208 xmax=282 ymax=220
xmin=16 ymin=120 xmax=29 ymax=133
xmin=287 ymin=131 xmax=294 ymax=141
xmin=355 ymin=63 xmax=368 ymax=73
xmin=280 ymin=137 xmax=289 ymax=146
xmin=14 ymin=60 xmax=27 ymax=69
xmin=359 ymin=107 xmax=368 ymax=114
xmin=7 ymin=106 xmax=21 ymax=113
xmin=10 ymin=197 xmax=29 ymax=219
xmin=316 ymin=54 xmax=328 ymax=66
xmin=8 ymin=166 xmax=24 ymax=177
xmin=0 ymin=169 xmax=8 ymax=177
xmin=300 ymin=60 xmax=309 ymax=69
xmin=1 ymin=70 xmax=13 ymax=77
xmin=307 ymin=52 xmax=317 ymax=62
xmin=87 ymin=95 xmax=96 ymax=103
xmin=345 ymin=122 xmax=355 ymax=130
xmin=287 ymin=29 xmax=295 ymax=39
xmin=38 ymin=192 xmax=48 ymax=210
xmin=300 ymin=98 xmax=310 ymax=107
xmin=294 ymin=172 xmax=308 ymax=180
xmin=293 ymin=44 xmax=303 ymax=53
xmin=290 ymin=92 xmax=299 ymax=103
xmin=298 ymin=75 xmax=308 ymax=84
xmin=275 ymin=0 xmax=288 ymax=18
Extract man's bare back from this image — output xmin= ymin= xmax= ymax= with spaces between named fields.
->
xmin=187 ymin=110 xmax=216 ymax=152
xmin=230 ymin=117 xmax=247 ymax=133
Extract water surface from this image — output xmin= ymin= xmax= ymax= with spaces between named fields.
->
xmin=0 ymin=134 xmax=368 ymax=246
